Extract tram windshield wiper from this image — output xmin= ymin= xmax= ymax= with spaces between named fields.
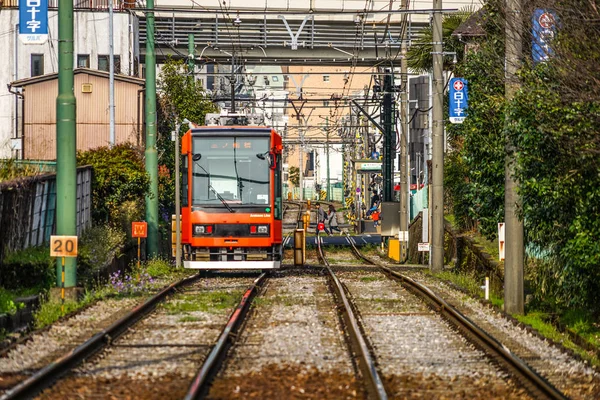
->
xmin=192 ymin=154 xmax=235 ymax=213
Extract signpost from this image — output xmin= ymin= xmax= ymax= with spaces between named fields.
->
xmin=132 ymin=222 xmax=148 ymax=272
xmin=19 ymin=0 xmax=49 ymax=44
xmin=449 ymin=78 xmax=468 ymax=124
xmin=532 ymin=9 xmax=558 ymax=64
xmin=50 ymin=236 xmax=78 ymax=312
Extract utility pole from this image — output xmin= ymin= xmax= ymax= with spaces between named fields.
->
xmin=399 ymin=3 xmax=409 ymax=260
xmin=109 ymin=0 xmax=115 ymax=147
xmin=145 ymin=0 xmax=159 ymax=256
xmin=382 ymin=72 xmax=395 ymax=202
xmin=174 ymin=118 xmax=181 ymax=268
xmin=56 ymin=0 xmax=77 ymax=287
xmin=431 ymin=0 xmax=444 ymax=272
xmin=504 ymin=0 xmax=524 ymax=314
xmin=326 ymin=117 xmax=330 ymax=201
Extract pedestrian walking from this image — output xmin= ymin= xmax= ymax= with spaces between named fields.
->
xmin=315 ymin=202 xmax=330 ymax=235
xmin=327 ymin=204 xmax=343 ymax=235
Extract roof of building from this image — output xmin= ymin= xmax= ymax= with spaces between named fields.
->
xmin=452 ymin=9 xmax=487 ymax=38
xmin=10 ymin=68 xmax=145 ymax=87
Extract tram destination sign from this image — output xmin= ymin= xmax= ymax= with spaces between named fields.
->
xmin=19 ymin=0 xmax=49 ymax=44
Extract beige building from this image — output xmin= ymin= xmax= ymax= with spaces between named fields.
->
xmin=285 ymin=65 xmax=373 ymax=195
xmin=9 ymin=69 xmax=144 ymax=160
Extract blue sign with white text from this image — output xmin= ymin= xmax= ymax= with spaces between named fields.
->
xmin=532 ymin=9 xmax=558 ymax=64
xmin=19 ymin=0 xmax=49 ymax=44
xmin=449 ymin=78 xmax=468 ymax=124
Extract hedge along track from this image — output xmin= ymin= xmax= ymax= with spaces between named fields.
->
xmin=1 ymin=272 xmax=268 ymax=400
xmin=315 ymin=233 xmax=388 ymax=400
xmin=344 ymin=241 xmax=568 ymax=400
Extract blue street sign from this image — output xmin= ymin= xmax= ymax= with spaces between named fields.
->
xmin=19 ymin=0 xmax=49 ymax=44
xmin=532 ymin=9 xmax=558 ymax=64
xmin=371 ymin=151 xmax=380 ymax=160
xmin=449 ymin=78 xmax=468 ymax=124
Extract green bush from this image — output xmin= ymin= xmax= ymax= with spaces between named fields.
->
xmin=0 ymin=246 xmax=54 ymax=290
xmin=77 ymin=225 xmax=127 ymax=285
xmin=77 ymin=143 xmax=150 ymax=224
xmin=145 ymin=257 xmax=174 ymax=278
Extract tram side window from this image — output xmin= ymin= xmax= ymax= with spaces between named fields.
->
xmin=274 ymin=153 xmax=282 ymax=220
xmin=182 ymin=155 xmax=188 ymax=207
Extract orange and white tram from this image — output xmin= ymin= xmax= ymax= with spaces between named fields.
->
xmin=179 ymin=115 xmax=283 ymax=269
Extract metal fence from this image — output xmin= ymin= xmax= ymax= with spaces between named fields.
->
xmin=0 ymin=166 xmax=92 ymax=265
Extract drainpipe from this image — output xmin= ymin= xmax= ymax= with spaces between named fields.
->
xmin=8 ymin=83 xmax=25 ymax=159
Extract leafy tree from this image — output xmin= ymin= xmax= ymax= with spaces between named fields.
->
xmin=288 ymin=166 xmax=300 ymax=187
xmin=156 ymin=58 xmax=217 ymax=220
xmin=444 ymin=2 xmax=507 ymax=239
xmin=406 ymin=7 xmax=476 ymax=73
xmin=77 ymin=143 xmax=150 ymax=224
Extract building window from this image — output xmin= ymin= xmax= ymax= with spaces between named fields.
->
xmin=322 ymin=75 xmax=330 ymax=82
xmin=98 ymin=55 xmax=121 ymax=73
xmin=323 ymin=100 xmax=329 ymax=107
xmin=31 ymin=54 xmax=44 ymax=77
xmin=77 ymin=54 xmax=90 ymax=68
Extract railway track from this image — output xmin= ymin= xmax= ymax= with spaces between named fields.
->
xmin=0 ymin=273 xmax=262 ymax=400
xmin=316 ymin=236 xmax=569 ymax=399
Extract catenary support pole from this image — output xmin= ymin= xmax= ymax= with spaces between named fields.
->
xmin=382 ymin=72 xmax=394 ymax=202
xmin=431 ymin=0 xmax=444 ymax=272
xmin=56 ymin=0 xmax=77 ymax=287
xmin=109 ymin=0 xmax=115 ymax=146
xmin=188 ymin=34 xmax=195 ymax=73
xmin=400 ymin=11 xmax=409 ymax=260
xmin=145 ymin=0 xmax=159 ymax=256
xmin=504 ymin=0 xmax=524 ymax=314
xmin=326 ymin=117 xmax=330 ymax=201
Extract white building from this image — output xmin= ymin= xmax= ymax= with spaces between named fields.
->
xmin=0 ymin=5 xmax=137 ymax=158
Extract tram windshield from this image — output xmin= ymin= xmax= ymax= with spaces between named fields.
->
xmin=192 ymin=136 xmax=271 ymax=206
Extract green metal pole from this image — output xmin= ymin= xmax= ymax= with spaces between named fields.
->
xmin=326 ymin=117 xmax=330 ymax=202
xmin=145 ymin=0 xmax=158 ymax=256
xmin=188 ymin=34 xmax=194 ymax=75
xmin=56 ymin=0 xmax=77 ymax=287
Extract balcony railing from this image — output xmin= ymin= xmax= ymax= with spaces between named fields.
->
xmin=0 ymin=0 xmax=136 ymax=10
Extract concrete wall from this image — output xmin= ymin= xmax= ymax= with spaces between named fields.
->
xmin=0 ymin=9 xmax=134 ymax=158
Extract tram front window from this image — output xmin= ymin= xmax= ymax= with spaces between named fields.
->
xmin=192 ymin=136 xmax=271 ymax=206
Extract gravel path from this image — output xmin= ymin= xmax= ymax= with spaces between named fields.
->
xmin=400 ymin=269 xmax=600 ymax=400
xmin=33 ymin=275 xmax=254 ymax=399
xmin=0 ymin=296 xmax=141 ymax=395
xmin=334 ymin=268 xmax=529 ymax=399
xmin=207 ymin=268 xmax=363 ymax=399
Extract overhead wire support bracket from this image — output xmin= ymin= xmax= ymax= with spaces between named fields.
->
xmin=279 ymin=15 xmax=313 ymax=50
xmin=352 ymin=99 xmax=384 ymax=134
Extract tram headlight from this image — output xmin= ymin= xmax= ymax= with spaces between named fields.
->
xmin=257 ymin=225 xmax=268 ymax=234
xmin=193 ymin=224 xmax=213 ymax=236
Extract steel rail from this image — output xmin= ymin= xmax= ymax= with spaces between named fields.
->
xmin=316 ymin=235 xmax=388 ymax=400
xmin=1 ymin=273 xmax=202 ymax=400
xmin=346 ymin=244 xmax=568 ymax=400
xmin=184 ymin=272 xmax=268 ymax=400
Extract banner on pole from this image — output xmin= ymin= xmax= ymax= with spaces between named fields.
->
xmin=19 ymin=0 xmax=49 ymax=44
xmin=449 ymin=78 xmax=468 ymax=124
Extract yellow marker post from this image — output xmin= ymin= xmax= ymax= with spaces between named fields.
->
xmin=50 ymin=235 xmax=78 ymax=314
xmin=132 ymin=222 xmax=148 ymax=279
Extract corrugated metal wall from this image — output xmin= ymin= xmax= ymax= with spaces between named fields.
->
xmin=0 ymin=167 xmax=92 ymax=271
xmin=23 ymin=72 xmax=143 ymax=160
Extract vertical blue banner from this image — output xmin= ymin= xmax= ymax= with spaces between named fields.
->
xmin=449 ymin=77 xmax=468 ymax=124
xmin=532 ymin=9 xmax=558 ymax=64
xmin=19 ymin=0 xmax=49 ymax=44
